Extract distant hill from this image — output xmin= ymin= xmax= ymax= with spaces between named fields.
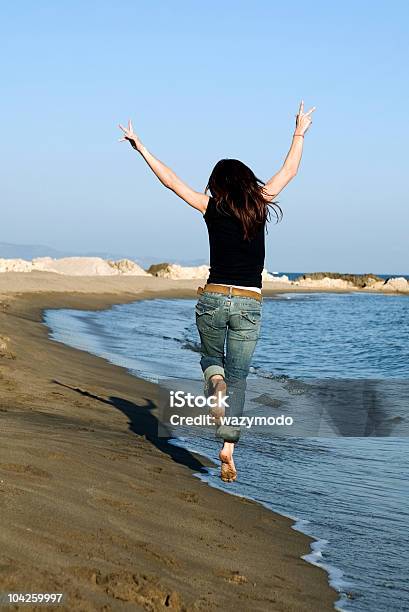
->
xmin=0 ymin=242 xmax=72 ymax=260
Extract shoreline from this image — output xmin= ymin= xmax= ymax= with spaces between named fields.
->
xmin=1 ymin=270 xmax=409 ymax=298
xmin=0 ymin=275 xmax=339 ymax=610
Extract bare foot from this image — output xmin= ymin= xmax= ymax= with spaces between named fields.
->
xmin=219 ymin=442 xmax=237 ymax=483
xmin=208 ymin=375 xmax=227 ymax=424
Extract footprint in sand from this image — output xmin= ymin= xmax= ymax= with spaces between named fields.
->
xmin=217 ymin=569 xmax=248 ymax=585
xmin=213 ymin=518 xmax=235 ymax=531
xmin=0 ymin=483 xmax=24 ymax=508
xmin=70 ymin=568 xmax=182 ymax=608
xmin=0 ymin=464 xmax=51 ymax=478
xmin=25 ymin=449 xmax=66 ymax=460
xmin=93 ymin=495 xmax=134 ymax=512
xmin=101 ymin=571 xmax=181 ymax=608
xmin=0 ymin=336 xmax=15 ymax=360
xmin=0 ymin=335 xmax=10 ymax=352
xmin=128 ymin=483 xmax=155 ymax=495
xmin=177 ymin=491 xmax=199 ymax=504
xmin=134 ymin=541 xmax=179 ymax=568
xmin=151 ymin=466 xmax=163 ymax=474
xmin=0 ymin=378 xmax=17 ymax=391
xmin=48 ymin=390 xmax=65 ymax=397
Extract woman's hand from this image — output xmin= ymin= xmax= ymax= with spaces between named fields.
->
xmin=117 ymin=119 xmax=209 ymax=212
xmin=263 ymin=100 xmax=316 ymax=200
xmin=294 ymin=100 xmax=316 ymax=136
xmin=118 ymin=119 xmax=142 ymax=151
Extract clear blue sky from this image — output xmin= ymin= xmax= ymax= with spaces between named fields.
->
xmin=1 ymin=1 xmax=408 ymax=273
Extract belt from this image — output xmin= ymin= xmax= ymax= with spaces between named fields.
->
xmin=197 ymin=283 xmax=262 ymax=302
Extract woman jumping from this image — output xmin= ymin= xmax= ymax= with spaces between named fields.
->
xmin=119 ymin=101 xmax=315 ymax=482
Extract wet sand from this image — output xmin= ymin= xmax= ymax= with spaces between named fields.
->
xmin=0 ymin=273 xmax=337 ymax=611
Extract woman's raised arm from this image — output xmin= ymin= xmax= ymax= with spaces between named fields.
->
xmin=263 ymin=101 xmax=316 ymax=201
xmin=119 ymin=120 xmax=209 ymax=213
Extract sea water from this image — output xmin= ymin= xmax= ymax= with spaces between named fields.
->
xmin=44 ymin=292 xmax=409 ymax=612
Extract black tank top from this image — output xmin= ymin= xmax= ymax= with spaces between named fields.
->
xmin=203 ymin=197 xmax=265 ymax=288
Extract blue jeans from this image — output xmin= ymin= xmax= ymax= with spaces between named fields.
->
xmin=195 ymin=289 xmax=262 ymax=443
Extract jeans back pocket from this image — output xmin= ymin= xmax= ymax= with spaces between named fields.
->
xmin=240 ymin=309 xmax=261 ymax=325
xmin=195 ymin=299 xmax=219 ymax=328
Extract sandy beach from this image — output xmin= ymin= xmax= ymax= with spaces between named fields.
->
xmin=0 ymin=272 xmax=339 ymax=611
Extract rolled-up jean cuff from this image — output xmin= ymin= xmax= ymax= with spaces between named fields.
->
xmin=216 ymin=425 xmax=241 ymax=443
xmin=203 ymin=365 xmax=225 ymax=385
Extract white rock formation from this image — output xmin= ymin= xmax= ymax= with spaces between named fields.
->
xmin=295 ymin=276 xmax=353 ymax=289
xmin=0 ymin=258 xmax=33 ymax=273
xmin=0 ymin=257 xmax=149 ymax=276
xmin=107 ymin=259 xmax=149 ymax=276
xmin=383 ymin=277 xmax=409 ymax=292
xmin=262 ymin=270 xmax=290 ymax=283
xmin=32 ymin=257 xmax=117 ymax=276
xmin=151 ymin=264 xmax=210 ymax=280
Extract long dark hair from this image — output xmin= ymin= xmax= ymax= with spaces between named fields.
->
xmin=205 ymin=158 xmax=282 ymax=240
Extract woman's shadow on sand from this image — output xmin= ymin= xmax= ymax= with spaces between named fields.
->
xmin=53 ymin=380 xmax=207 ymax=473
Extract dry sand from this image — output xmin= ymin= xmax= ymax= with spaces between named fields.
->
xmin=0 ymin=272 xmax=337 ymax=611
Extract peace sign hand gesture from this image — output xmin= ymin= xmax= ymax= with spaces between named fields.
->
xmin=294 ymin=101 xmax=316 ymax=136
xmin=118 ymin=120 xmax=142 ymax=151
